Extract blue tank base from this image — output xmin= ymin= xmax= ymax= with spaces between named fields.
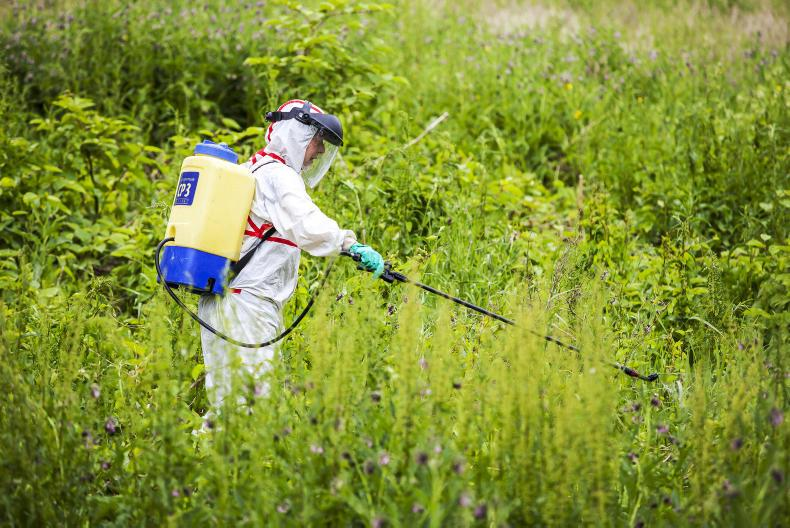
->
xmin=159 ymin=245 xmax=231 ymax=296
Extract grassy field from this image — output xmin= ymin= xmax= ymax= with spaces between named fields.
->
xmin=0 ymin=0 xmax=787 ymax=525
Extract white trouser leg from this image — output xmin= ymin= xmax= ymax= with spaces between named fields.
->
xmin=197 ymin=292 xmax=281 ymax=412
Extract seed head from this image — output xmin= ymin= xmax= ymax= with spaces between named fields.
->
xmin=721 ymin=479 xmax=740 ymax=499
xmin=458 ymin=492 xmax=472 ymax=508
xmin=82 ymin=429 xmax=94 ymax=448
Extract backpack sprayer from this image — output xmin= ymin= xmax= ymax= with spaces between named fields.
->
xmin=155 ymin=140 xmax=658 ymax=383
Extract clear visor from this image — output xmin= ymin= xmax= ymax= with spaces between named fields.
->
xmin=301 ymin=137 xmax=338 ymax=188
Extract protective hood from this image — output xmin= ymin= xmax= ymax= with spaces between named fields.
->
xmin=262 ymin=99 xmax=340 ymax=188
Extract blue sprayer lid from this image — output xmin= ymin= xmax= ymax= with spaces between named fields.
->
xmin=193 ymin=140 xmax=238 ymax=163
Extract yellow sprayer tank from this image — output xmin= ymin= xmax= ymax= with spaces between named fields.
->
xmin=159 ymin=140 xmax=254 ymax=295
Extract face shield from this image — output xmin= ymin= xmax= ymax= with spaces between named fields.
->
xmin=265 ymin=100 xmax=343 ymax=188
xmin=301 ymin=129 xmax=339 ymax=188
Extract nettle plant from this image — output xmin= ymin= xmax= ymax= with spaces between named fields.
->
xmin=0 ymin=94 xmax=167 ymax=307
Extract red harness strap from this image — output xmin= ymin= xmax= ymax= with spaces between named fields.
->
xmin=244 ymin=217 xmax=298 ymax=248
xmin=250 ymin=150 xmax=287 ymax=166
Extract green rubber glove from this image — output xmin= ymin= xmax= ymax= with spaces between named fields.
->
xmin=349 ymin=243 xmax=385 ymax=278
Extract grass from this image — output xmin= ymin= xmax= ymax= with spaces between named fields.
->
xmin=0 ymin=0 xmax=787 ymax=525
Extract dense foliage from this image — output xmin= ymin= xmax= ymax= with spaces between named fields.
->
xmin=1 ymin=0 xmax=787 ymax=525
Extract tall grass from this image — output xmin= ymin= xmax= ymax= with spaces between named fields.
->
xmin=1 ymin=274 xmax=786 ymax=524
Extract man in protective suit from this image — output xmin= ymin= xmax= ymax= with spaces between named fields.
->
xmin=197 ymin=99 xmax=384 ymax=413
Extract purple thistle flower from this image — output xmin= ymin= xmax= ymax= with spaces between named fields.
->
xmin=100 ymin=460 xmax=111 ymax=470
xmin=452 ymin=380 xmax=462 ymax=389
xmin=416 ymin=451 xmax=429 ymax=465
xmin=419 ymin=357 xmax=428 ymax=370
xmin=371 ymin=517 xmax=386 ymax=528
xmin=104 ymin=417 xmax=118 ymax=436
xmin=769 ymin=408 xmax=783 ymax=427
xmin=771 ymin=468 xmax=784 ymax=484
xmin=371 ymin=391 xmax=382 ymax=403
xmin=364 ymin=460 xmax=375 ymax=475
xmin=378 ymin=452 xmax=390 ymax=466
xmin=171 ymin=489 xmax=180 ymax=498
xmin=650 ymin=395 xmax=661 ymax=407
xmin=411 ymin=502 xmax=425 ymax=514
xmin=90 ymin=383 xmax=100 ymax=399
xmin=656 ymin=424 xmax=669 ymax=435
xmin=626 ymin=452 xmax=638 ymax=463
xmin=309 ymin=444 xmax=324 ymax=455
xmin=277 ymin=500 xmax=291 ymax=513
xmin=452 ymin=460 xmax=465 ymax=474
xmin=473 ymin=503 xmax=487 ymax=519
xmin=730 ymin=438 xmax=743 ymax=450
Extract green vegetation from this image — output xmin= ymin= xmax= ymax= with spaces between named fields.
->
xmin=1 ymin=0 xmax=787 ymax=525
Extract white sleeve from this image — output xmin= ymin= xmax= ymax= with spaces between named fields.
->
xmin=254 ymin=166 xmax=356 ymax=256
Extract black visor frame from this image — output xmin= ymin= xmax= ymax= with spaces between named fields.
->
xmin=265 ymin=101 xmax=343 ymax=147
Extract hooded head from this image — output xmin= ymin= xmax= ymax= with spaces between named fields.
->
xmin=263 ymin=99 xmax=342 ymax=188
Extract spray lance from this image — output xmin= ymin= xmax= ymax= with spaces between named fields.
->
xmin=154 ymin=140 xmax=656 ymax=382
xmin=339 ymin=252 xmax=659 ymax=383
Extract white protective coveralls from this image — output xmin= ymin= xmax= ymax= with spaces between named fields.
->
xmin=197 ymin=99 xmax=356 ymax=410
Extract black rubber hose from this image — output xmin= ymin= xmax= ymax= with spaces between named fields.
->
xmin=155 ymin=237 xmax=332 ymax=348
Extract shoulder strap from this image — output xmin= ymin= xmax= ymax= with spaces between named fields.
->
xmin=230 ymin=225 xmax=277 ymax=277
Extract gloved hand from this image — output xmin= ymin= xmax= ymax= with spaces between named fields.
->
xmin=348 ymin=243 xmax=385 ymax=278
